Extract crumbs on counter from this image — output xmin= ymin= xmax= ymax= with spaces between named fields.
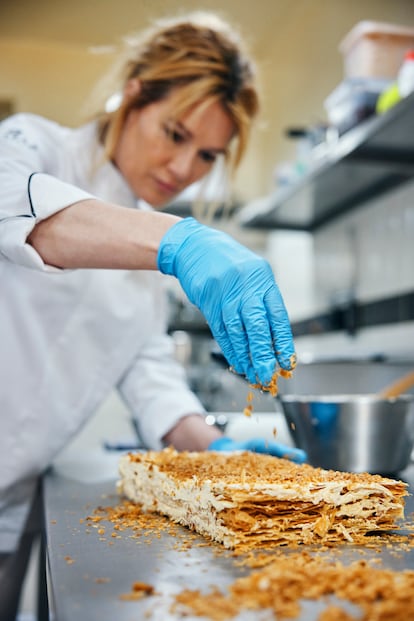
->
xmin=83 ymin=498 xmax=414 ymax=620
xmin=172 ymin=551 xmax=414 ymax=621
xmin=85 ymin=500 xmax=207 ymax=554
xmin=119 ymin=581 xmax=156 ymax=601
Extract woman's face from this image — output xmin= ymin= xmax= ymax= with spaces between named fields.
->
xmin=113 ymin=91 xmax=235 ymax=208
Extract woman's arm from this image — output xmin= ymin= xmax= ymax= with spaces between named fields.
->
xmin=30 ymin=200 xmax=296 ymax=387
xmin=162 ymin=414 xmax=222 ymax=451
xmin=28 ymin=198 xmax=180 ymax=270
xmin=162 ymin=415 xmax=307 ymax=463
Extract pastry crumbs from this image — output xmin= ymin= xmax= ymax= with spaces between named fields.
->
xmin=85 ymin=493 xmax=414 ymax=620
xmin=119 ymin=581 xmax=155 ymax=601
xmin=172 ymin=552 xmax=414 ymax=620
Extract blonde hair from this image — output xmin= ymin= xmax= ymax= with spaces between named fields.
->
xmin=94 ymin=11 xmax=259 ymax=172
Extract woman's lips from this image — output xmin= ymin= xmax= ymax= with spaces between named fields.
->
xmin=155 ymin=177 xmax=179 ymax=195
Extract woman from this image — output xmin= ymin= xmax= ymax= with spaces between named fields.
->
xmin=0 ymin=11 xmax=304 ymax=619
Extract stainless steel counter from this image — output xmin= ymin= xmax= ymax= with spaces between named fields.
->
xmin=43 ymin=454 xmax=414 ymax=621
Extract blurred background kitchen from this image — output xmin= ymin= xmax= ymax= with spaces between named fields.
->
xmin=2 ymin=1 xmax=414 ymax=616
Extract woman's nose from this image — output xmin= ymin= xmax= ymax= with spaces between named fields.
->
xmin=168 ymin=148 xmax=196 ymax=182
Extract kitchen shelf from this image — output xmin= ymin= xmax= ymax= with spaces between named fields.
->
xmin=238 ymin=91 xmax=414 ymax=231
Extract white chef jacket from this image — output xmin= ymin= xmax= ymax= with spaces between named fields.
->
xmin=0 ymin=113 xmax=205 ymax=551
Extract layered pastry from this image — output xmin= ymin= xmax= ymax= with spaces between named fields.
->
xmin=118 ymin=447 xmax=407 ymax=549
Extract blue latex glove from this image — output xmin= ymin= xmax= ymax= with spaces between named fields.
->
xmin=208 ymin=436 xmax=307 ymax=464
xmin=157 ymin=217 xmax=296 ymax=387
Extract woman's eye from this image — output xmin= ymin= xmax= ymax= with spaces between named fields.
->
xmin=171 ymin=130 xmax=184 ymax=143
xmin=164 ymin=125 xmax=184 ymax=144
xmin=200 ymin=151 xmax=216 ymax=164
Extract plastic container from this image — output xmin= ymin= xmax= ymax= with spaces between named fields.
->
xmin=340 ymin=21 xmax=414 ymax=80
xmin=398 ymin=49 xmax=414 ymax=96
xmin=324 ymin=78 xmax=389 ymax=134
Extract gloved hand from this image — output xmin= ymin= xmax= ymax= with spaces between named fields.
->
xmin=157 ymin=217 xmax=296 ymax=387
xmin=208 ymin=436 xmax=307 ymax=463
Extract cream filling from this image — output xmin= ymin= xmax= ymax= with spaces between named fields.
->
xmin=118 ymin=459 xmax=236 ymax=545
xmin=118 ymin=455 xmax=404 ymax=547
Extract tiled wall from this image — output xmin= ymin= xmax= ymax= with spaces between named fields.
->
xmin=314 ymin=178 xmax=414 ymax=307
xmin=266 ymin=178 xmax=414 ymax=361
xmin=266 ymin=229 xmax=317 ymax=321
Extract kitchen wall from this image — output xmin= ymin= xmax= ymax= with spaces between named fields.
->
xmin=0 ymin=37 xmax=110 ymax=126
xmin=314 ymin=181 xmax=414 ymax=310
xmin=289 ymin=179 xmax=414 ymax=362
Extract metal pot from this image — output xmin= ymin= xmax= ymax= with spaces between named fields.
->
xmin=280 ymin=394 xmax=414 ymax=475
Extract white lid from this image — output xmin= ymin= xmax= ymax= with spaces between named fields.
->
xmin=340 ymin=20 xmax=414 ymax=54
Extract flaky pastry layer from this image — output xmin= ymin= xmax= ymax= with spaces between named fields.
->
xmin=118 ymin=448 xmax=407 ymax=549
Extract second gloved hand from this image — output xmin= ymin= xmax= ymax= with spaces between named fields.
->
xmin=208 ymin=436 xmax=307 ymax=464
xmin=157 ymin=217 xmax=296 ymax=387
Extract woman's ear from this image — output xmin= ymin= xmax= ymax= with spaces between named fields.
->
xmin=124 ymin=78 xmax=141 ymax=100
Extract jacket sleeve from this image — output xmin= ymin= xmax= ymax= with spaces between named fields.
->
xmin=116 ymin=274 xmax=206 ymax=449
xmin=0 ymin=114 xmax=94 ymax=270
xmin=117 ymin=331 xmax=206 ymax=450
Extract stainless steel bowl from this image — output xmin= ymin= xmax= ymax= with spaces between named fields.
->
xmin=280 ymin=394 xmax=414 ymax=475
